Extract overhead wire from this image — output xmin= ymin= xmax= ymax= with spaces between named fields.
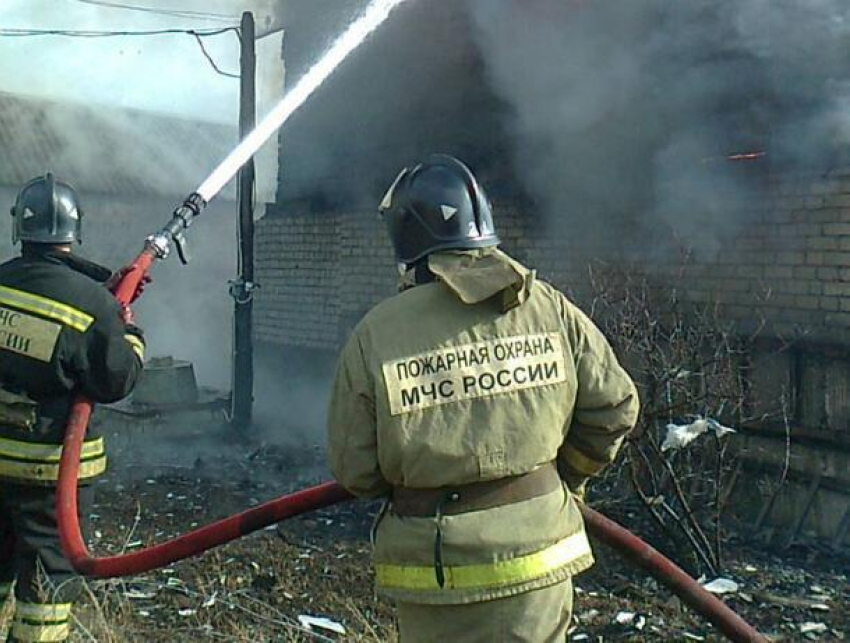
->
xmin=0 ymin=26 xmax=236 ymax=38
xmin=69 ymin=0 xmax=238 ymax=23
xmin=0 ymin=25 xmax=241 ymax=79
xmin=191 ymin=32 xmax=240 ymax=79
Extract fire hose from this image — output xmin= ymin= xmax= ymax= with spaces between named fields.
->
xmin=56 ymin=0 xmax=410 ymax=573
xmin=54 ymin=210 xmax=765 ymax=643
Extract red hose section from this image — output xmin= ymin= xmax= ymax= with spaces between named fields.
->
xmin=55 ymin=249 xmax=765 ymax=640
xmin=57 ymin=248 xmax=157 ymax=572
xmin=57 ymin=248 xmax=356 ymax=576
xmin=111 ymin=250 xmax=156 ymax=306
xmin=580 ymin=504 xmax=767 ymax=643
xmin=56 ymin=399 xmax=95 ymax=570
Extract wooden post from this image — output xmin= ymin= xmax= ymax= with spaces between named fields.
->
xmin=231 ymin=11 xmax=256 ymax=429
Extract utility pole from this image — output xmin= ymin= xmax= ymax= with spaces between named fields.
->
xmin=231 ymin=10 xmax=256 ymax=429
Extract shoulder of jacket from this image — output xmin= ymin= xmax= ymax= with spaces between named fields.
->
xmin=528 ymin=278 xmax=574 ymax=314
xmin=528 ymin=280 xmax=600 ymax=343
xmin=363 ymin=285 xmax=438 ymax=323
xmin=51 ymin=266 xmax=120 ymax=319
xmin=342 ymin=288 xmax=435 ymax=353
xmin=0 ymin=259 xmax=118 ymax=327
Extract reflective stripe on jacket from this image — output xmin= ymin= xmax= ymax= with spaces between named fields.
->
xmin=11 ymin=601 xmax=73 ymax=643
xmin=375 ymin=519 xmax=593 ymax=594
xmin=0 ymin=435 xmax=106 ymax=484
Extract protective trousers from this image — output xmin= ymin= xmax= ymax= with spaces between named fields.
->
xmin=396 ymin=576 xmax=574 ymax=643
xmin=0 ymin=483 xmax=93 ymax=643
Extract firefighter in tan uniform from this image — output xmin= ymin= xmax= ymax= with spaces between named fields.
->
xmin=0 ymin=175 xmax=144 ymax=643
xmin=328 ymin=155 xmax=639 ymax=642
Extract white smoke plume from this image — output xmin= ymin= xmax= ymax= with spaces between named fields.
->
xmin=2 ymin=0 xmax=283 ymax=201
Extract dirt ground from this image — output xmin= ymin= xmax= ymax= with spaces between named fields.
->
xmin=1 ymin=430 xmax=847 ymax=642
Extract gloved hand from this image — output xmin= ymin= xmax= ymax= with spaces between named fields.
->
xmin=120 ymin=305 xmax=145 ymax=347
xmin=119 ymin=303 xmax=135 ymax=327
xmin=105 ymin=266 xmax=152 ymax=304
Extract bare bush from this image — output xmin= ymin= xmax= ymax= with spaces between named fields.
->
xmin=583 ymin=260 xmax=764 ymax=576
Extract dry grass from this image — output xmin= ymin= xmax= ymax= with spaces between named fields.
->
xmin=1 ymin=427 xmax=845 ymax=641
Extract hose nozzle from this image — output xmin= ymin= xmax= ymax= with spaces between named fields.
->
xmin=146 ymin=192 xmax=208 ymax=264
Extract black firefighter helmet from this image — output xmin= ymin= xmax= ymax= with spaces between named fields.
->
xmin=379 ymin=154 xmax=500 ymax=264
xmin=10 ymin=173 xmax=83 ymax=245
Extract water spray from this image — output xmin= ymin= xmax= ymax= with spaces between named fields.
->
xmin=137 ymin=0 xmax=411 ymax=270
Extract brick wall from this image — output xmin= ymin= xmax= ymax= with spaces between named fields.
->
xmin=254 ymin=211 xmax=343 ymax=350
xmin=642 ymin=170 xmax=850 ymax=345
xmin=253 ymin=171 xmax=850 ymax=432
xmin=253 ymin=204 xmax=591 ymax=350
xmin=256 ymin=171 xmax=850 ymax=350
xmin=254 ymin=204 xmax=408 ymax=350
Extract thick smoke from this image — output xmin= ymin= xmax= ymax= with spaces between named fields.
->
xmin=468 ymin=0 xmax=850 ymax=256
xmin=273 ymin=0 xmax=500 ymax=207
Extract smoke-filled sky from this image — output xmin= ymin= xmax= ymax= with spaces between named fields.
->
xmin=267 ymin=0 xmax=850 ymax=259
xmin=6 ymin=0 xmax=849 ymax=245
xmin=468 ymin=0 xmax=850 ymax=253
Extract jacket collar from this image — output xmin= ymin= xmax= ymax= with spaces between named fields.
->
xmin=427 ymin=248 xmax=536 ymax=312
xmin=22 ymin=250 xmax=113 ymax=283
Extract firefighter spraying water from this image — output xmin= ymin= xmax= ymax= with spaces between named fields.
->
xmin=40 ymin=0 xmax=767 ymax=640
xmin=0 ymin=174 xmax=145 ymax=643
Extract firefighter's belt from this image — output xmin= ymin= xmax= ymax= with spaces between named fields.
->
xmin=392 ymin=463 xmax=561 ymax=517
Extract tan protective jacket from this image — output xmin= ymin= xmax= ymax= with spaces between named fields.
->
xmin=327 ymin=249 xmax=639 ymax=604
